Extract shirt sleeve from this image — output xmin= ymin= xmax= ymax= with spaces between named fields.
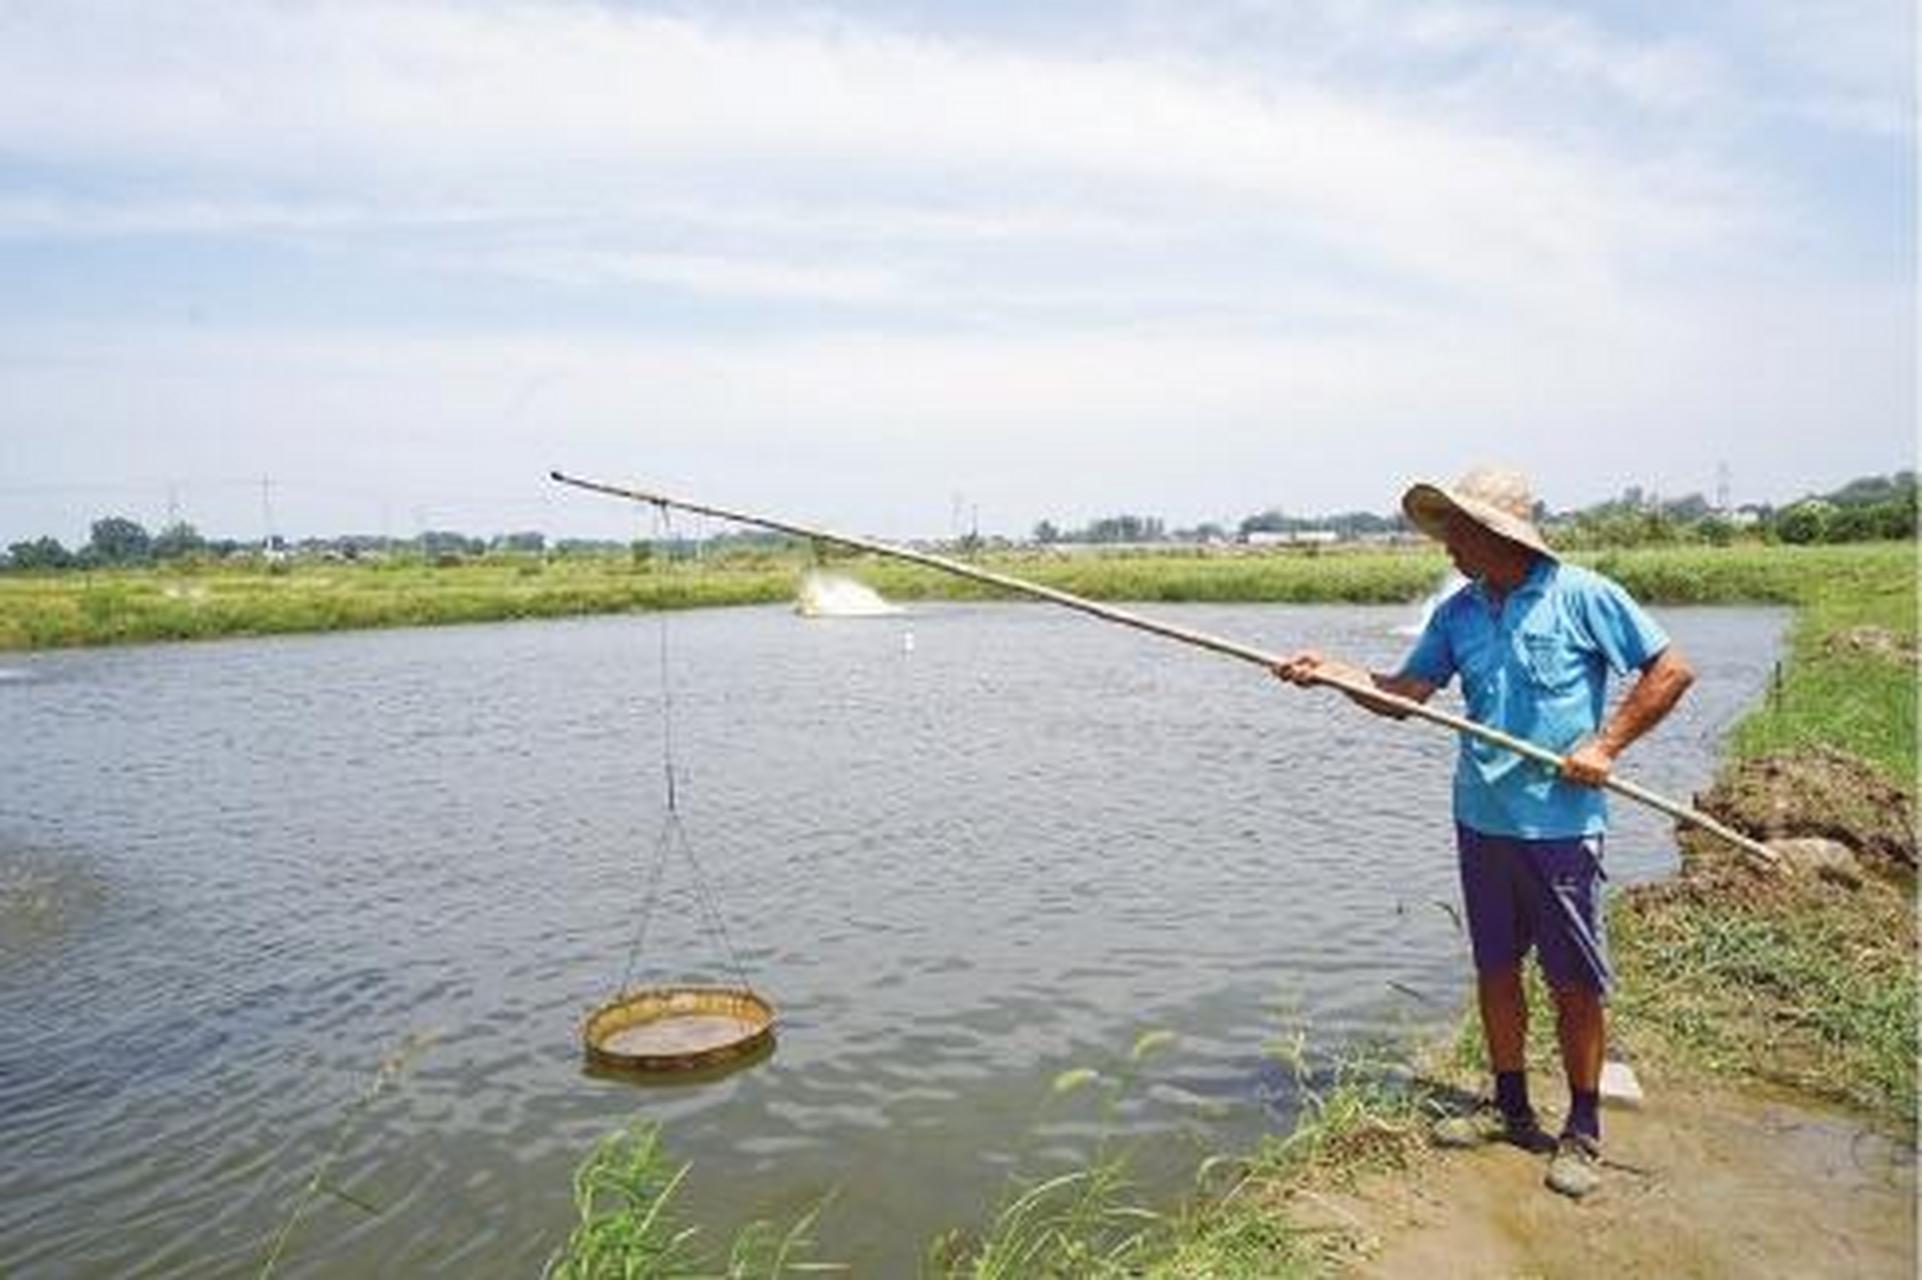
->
xmin=1578 ymin=573 xmax=1670 ymax=675
xmin=1397 ymin=608 xmax=1456 ymax=686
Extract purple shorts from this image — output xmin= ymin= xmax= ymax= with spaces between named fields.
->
xmin=1456 ymin=823 xmax=1611 ymax=994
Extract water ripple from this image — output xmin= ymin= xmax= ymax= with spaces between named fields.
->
xmin=0 ymin=604 xmax=1784 ymax=1276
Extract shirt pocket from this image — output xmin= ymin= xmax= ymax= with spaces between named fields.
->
xmin=1453 ymin=627 xmax=1500 ymax=691
xmin=1516 ymin=629 xmax=1584 ymax=693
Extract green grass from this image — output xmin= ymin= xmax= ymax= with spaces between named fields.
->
xmin=924 ymin=1028 xmax=1436 ymax=1280
xmin=1607 ymin=537 xmax=1917 ymax=1132
xmin=1136 ymin=1035 xmax=1434 ymax=1279
xmin=0 ymin=555 xmax=797 ymax=650
xmin=544 ymin=1122 xmax=836 ymax=1279
xmin=1574 ymin=542 xmax=1913 ymax=606
xmin=1722 ymin=545 xmax=1917 ymax=782
xmin=927 ymin=1030 xmax=1176 ymax=1279
xmin=4 ymin=541 xmax=1913 ymax=651
xmin=864 ymin=547 xmax=1448 ymax=606
xmin=550 ymin=1026 xmax=1423 ymax=1280
xmin=1610 ymin=886 xmax=1917 ymax=1124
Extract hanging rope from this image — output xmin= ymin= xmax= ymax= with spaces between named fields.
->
xmin=617 ymin=501 xmax=754 ymax=995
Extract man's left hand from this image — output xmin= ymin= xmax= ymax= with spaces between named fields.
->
xmin=1560 ymin=738 xmax=1616 ymax=787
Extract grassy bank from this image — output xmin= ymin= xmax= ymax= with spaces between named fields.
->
xmin=2 ymin=541 xmax=1912 ymax=651
xmin=0 ymin=555 xmax=798 ymax=650
xmin=1607 ymin=539 xmax=1917 ymax=1129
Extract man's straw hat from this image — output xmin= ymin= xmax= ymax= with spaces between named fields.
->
xmin=1402 ymin=467 xmax=1555 ymax=560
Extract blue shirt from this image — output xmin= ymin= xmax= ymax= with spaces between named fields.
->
xmin=1398 ymin=557 xmax=1670 ymax=839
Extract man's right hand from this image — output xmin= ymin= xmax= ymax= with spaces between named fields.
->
xmin=1272 ymin=649 xmax=1327 ymax=686
xmin=1273 ymin=652 xmax=1435 ymax=719
xmin=1273 ymin=650 xmax=1372 ymax=689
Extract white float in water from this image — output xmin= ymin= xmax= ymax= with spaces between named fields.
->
xmin=794 ymin=571 xmax=904 ymax=618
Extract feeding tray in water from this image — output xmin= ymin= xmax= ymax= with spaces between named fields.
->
xmin=583 ymin=985 xmax=776 ymax=1074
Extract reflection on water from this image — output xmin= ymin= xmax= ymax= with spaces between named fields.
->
xmin=0 ymin=604 xmax=1784 ymax=1275
xmin=0 ymin=846 xmax=107 ymax=956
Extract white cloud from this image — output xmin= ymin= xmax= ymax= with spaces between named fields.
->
xmin=0 ymin=1 xmax=1763 ymax=318
xmin=1746 ymin=0 xmax=1915 ymax=136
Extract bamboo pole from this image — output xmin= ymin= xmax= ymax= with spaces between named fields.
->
xmin=550 ymin=470 xmax=1780 ymax=871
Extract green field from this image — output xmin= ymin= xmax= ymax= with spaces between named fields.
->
xmin=2 ymin=541 xmax=1913 ymax=651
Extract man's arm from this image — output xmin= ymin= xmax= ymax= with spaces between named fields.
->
xmin=1560 ymin=645 xmax=1695 ymax=786
xmin=1273 ymin=651 xmax=1438 ymax=719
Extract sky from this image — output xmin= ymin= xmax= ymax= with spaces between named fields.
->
xmin=0 ymin=0 xmax=1914 ymax=545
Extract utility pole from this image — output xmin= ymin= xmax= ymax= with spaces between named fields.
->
xmin=260 ymin=475 xmax=279 ymax=549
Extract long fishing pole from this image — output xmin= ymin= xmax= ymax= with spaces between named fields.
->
xmin=551 ymin=469 xmax=1780 ymax=871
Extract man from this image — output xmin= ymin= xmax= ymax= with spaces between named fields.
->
xmin=1275 ymin=467 xmax=1694 ymax=1198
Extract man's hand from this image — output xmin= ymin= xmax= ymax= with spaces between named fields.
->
xmin=1273 ymin=649 xmax=1324 ymax=686
xmin=1272 ymin=650 xmax=1371 ymax=689
xmin=1559 ymin=647 xmax=1695 ymax=788
xmin=1560 ymin=737 xmax=1616 ymax=787
xmin=1273 ymin=652 xmax=1434 ymax=719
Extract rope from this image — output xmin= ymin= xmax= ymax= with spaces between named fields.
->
xmin=616 ymin=501 xmax=755 ymax=995
xmin=670 ymin=815 xmax=753 ymax=993
xmin=657 ymin=502 xmax=679 ymax=816
xmin=619 ymin=813 xmax=677 ymax=993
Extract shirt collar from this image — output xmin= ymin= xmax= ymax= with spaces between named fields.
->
xmin=1469 ymin=553 xmax=1552 ymax=609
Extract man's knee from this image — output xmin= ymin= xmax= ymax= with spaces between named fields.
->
xmin=1548 ymin=982 xmax=1605 ymax=1016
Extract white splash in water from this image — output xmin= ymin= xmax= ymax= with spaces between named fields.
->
xmin=1394 ymin=571 xmax=1467 ymax=637
xmin=795 ymin=571 xmax=903 ymax=618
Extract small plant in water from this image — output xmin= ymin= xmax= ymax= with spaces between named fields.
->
xmin=927 ymin=1028 xmax=1179 ymax=1278
xmin=257 ymin=1032 xmax=436 ymax=1278
xmin=545 ymin=1120 xmax=839 ymax=1279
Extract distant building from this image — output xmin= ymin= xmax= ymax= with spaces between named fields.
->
xmin=1245 ymin=529 xmax=1339 ymax=547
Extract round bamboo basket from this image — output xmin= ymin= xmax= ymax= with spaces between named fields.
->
xmin=583 ymin=985 xmax=776 ymax=1074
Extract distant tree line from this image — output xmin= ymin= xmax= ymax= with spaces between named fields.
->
xmin=4 ymin=472 xmax=1914 ymax=570
xmin=2 ymin=519 xmax=574 ymax=571
xmin=7 ymin=517 xmax=214 ymax=570
xmin=1033 ymin=514 xmax=1172 ymax=544
xmin=1552 ymin=472 xmax=1915 ymax=548
xmin=1024 ymin=471 xmax=1916 ymax=551
xmin=1239 ymin=508 xmax=1408 ymax=538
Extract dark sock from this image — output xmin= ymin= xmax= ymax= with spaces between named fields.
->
xmin=1566 ymin=1089 xmax=1601 ymax=1142
xmin=1494 ymin=1070 xmax=1532 ymax=1121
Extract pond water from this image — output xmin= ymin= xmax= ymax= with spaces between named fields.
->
xmin=0 ymin=601 xmax=1784 ymax=1276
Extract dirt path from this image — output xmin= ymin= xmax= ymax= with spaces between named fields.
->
xmin=1307 ymin=1079 xmax=1915 ymax=1278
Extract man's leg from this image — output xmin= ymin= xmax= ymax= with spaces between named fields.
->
xmin=1438 ymin=828 xmax=1543 ymax=1146
xmin=1528 ymin=834 xmax=1610 ymax=1145
xmin=1552 ymin=983 xmax=1604 ymax=1138
xmin=1479 ymin=964 xmax=1537 ymax=1128
xmin=1478 ymin=964 xmax=1528 ymax=1074
xmin=1529 ymin=835 xmax=1611 ymax=1197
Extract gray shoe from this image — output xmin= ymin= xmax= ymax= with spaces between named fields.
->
xmin=1545 ymin=1133 xmax=1602 ymax=1198
xmin=1432 ymin=1104 xmax=1547 ymax=1151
